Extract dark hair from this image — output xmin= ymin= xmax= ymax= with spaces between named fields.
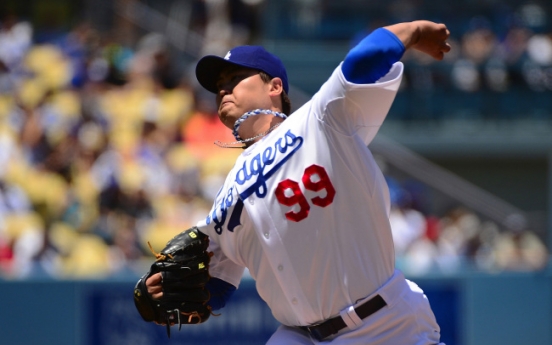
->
xmin=259 ymin=71 xmax=291 ymax=115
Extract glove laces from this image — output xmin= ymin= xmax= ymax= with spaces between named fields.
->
xmin=147 ymin=241 xmax=173 ymax=261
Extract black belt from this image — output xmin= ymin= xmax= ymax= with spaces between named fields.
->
xmin=300 ymin=295 xmax=387 ymax=341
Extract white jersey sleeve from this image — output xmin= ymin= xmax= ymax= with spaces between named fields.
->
xmin=196 ymin=184 xmax=247 ymax=289
xmin=203 ymin=231 xmax=245 ymax=288
xmin=312 ymin=62 xmax=403 ymax=145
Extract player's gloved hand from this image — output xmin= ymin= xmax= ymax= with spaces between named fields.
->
xmin=133 ymin=227 xmax=213 ymax=337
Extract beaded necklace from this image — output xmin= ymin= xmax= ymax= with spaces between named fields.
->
xmin=232 ymin=109 xmax=287 ymax=141
xmin=214 ymin=122 xmax=282 ymax=149
xmin=214 ymin=109 xmax=287 ymax=149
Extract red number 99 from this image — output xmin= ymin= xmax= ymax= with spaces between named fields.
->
xmin=274 ymin=165 xmax=335 ymax=222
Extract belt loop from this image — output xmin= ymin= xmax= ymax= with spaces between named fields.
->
xmin=339 ymin=305 xmax=364 ymax=330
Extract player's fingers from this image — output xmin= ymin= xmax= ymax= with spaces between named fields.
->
xmin=436 ymin=41 xmax=451 ymax=55
xmin=149 ymin=287 xmax=164 ymax=299
xmin=433 ymin=39 xmax=451 ymax=59
xmin=146 ymin=273 xmax=164 ymax=299
xmin=146 ymin=272 xmax=163 ymax=286
xmin=433 ymin=25 xmax=450 ymax=46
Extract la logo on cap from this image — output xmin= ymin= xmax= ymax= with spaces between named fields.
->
xmin=224 ymin=52 xmax=231 ymax=60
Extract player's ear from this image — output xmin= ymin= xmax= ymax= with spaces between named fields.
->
xmin=268 ymin=77 xmax=284 ymax=97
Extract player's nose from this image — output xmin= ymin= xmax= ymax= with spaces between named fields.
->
xmin=216 ymin=89 xmax=229 ymax=104
xmin=218 ymin=86 xmax=232 ymax=98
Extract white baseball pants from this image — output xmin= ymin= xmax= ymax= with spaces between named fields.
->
xmin=266 ymin=270 xmax=443 ymax=345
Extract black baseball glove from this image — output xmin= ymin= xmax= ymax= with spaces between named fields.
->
xmin=133 ymin=226 xmax=213 ymax=337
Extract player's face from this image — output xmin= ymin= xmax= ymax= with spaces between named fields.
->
xmin=215 ymin=67 xmax=274 ymax=129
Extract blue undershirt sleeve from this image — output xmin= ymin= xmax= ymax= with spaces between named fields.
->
xmin=205 ymin=277 xmax=237 ymax=311
xmin=341 ymin=27 xmax=406 ymax=84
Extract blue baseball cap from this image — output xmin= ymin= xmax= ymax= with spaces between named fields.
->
xmin=195 ymin=45 xmax=289 ymax=94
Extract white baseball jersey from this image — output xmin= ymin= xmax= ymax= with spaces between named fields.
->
xmin=196 ymin=61 xmax=403 ymax=327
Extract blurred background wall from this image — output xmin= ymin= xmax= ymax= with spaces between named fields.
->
xmin=0 ymin=0 xmax=551 ymax=344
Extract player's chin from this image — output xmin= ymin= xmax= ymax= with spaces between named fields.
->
xmin=219 ymin=112 xmax=236 ymax=129
xmin=219 ymin=101 xmax=233 ymax=115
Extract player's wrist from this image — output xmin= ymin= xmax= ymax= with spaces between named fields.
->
xmin=408 ymin=21 xmax=422 ymax=49
xmin=384 ymin=21 xmax=420 ymax=50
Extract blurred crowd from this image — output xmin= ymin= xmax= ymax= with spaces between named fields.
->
xmin=0 ymin=12 xmax=244 ymax=279
xmin=0 ymin=3 xmax=549 ymax=280
xmin=397 ymin=5 xmax=552 ymax=107
xmin=283 ymin=0 xmax=552 ymax=119
xmin=385 ymin=177 xmax=548 ymax=275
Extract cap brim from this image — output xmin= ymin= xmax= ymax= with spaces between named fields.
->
xmin=195 ymin=56 xmax=240 ymax=94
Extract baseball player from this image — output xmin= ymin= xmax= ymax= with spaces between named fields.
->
xmin=146 ymin=20 xmax=450 ymax=344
